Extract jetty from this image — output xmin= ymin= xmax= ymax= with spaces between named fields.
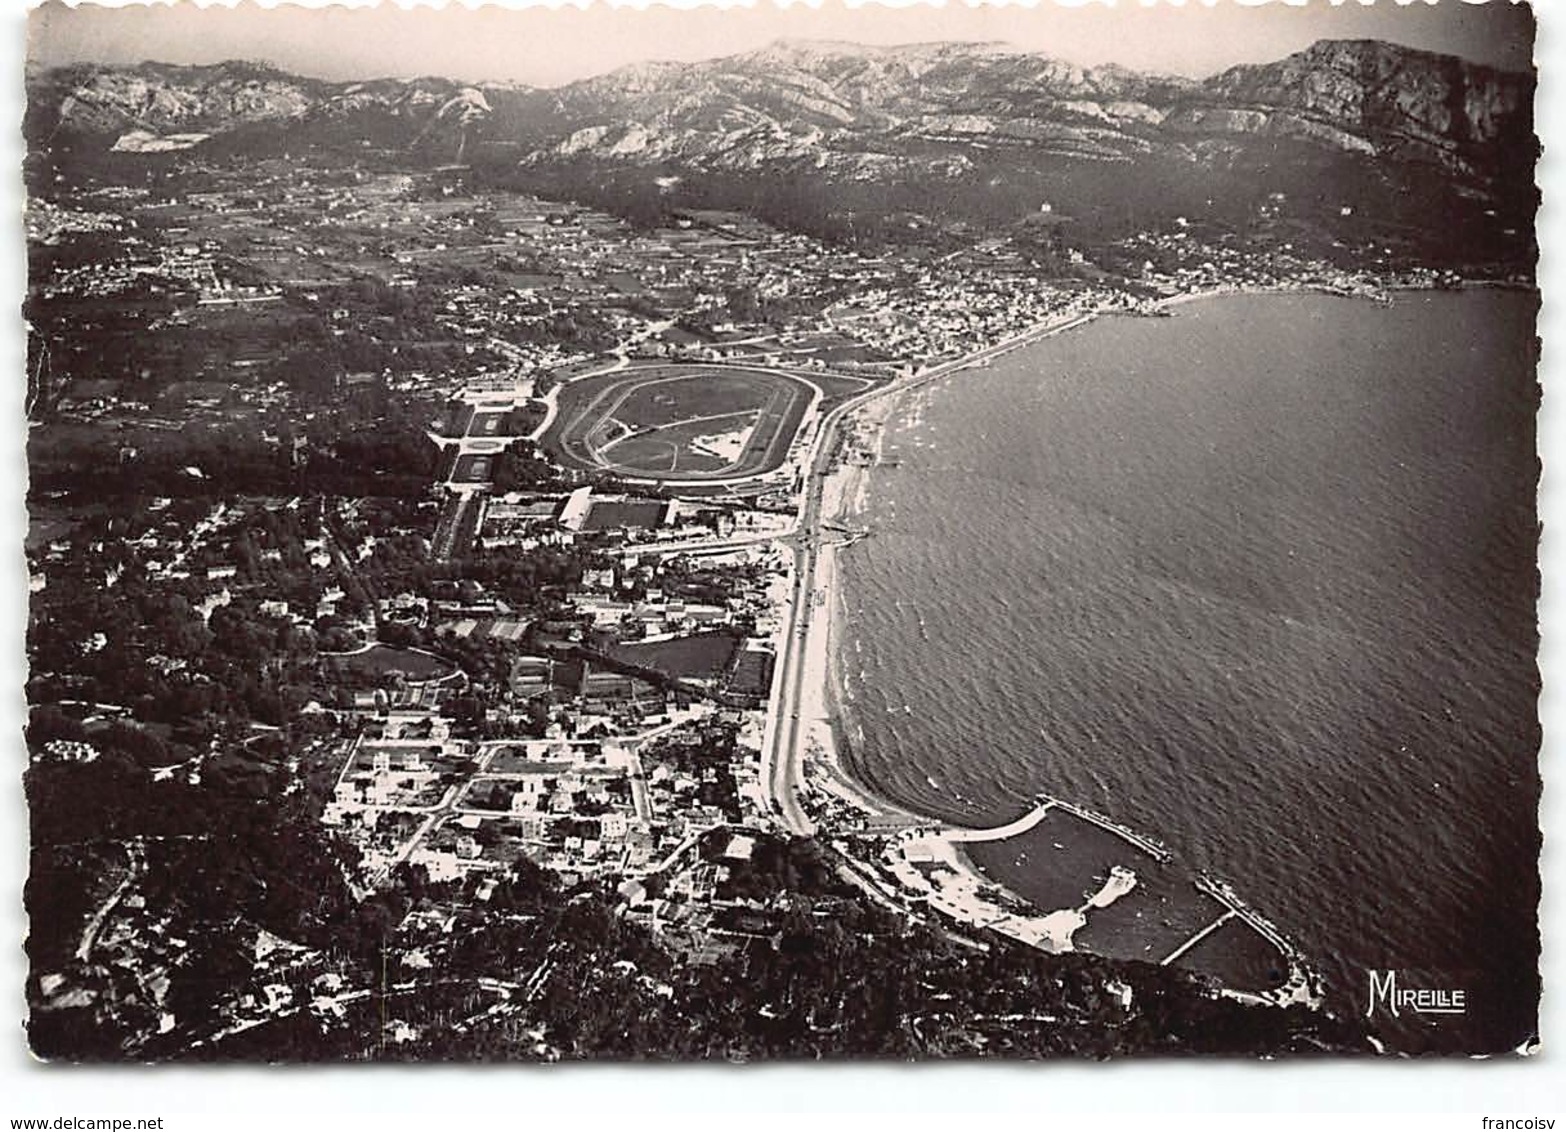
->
xmin=1040 ymin=794 xmax=1173 ymax=863
xmin=822 ymin=787 xmax=1323 ymax=1006
xmin=942 ymin=799 xmax=1056 ymax=843
xmin=1160 ymin=911 xmax=1238 ymax=966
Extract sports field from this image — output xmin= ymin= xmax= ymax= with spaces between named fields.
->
xmin=450 ymin=452 xmax=494 ymax=483
xmin=468 ymin=410 xmax=512 ymax=438
xmin=543 ymin=365 xmax=819 ymax=482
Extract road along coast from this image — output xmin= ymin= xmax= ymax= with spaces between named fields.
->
xmin=760 ymin=305 xmax=1103 ymax=837
xmin=763 ymin=301 xmax=1323 ymax=1007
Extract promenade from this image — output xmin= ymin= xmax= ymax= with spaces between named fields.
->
xmin=752 ymin=302 xmax=1322 ymax=1007
xmin=758 ymin=304 xmax=1104 ymax=833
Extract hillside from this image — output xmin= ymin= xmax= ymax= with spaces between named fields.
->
xmin=24 ymin=37 xmax=1537 ymax=264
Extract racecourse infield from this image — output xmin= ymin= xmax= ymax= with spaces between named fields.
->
xmin=542 ymin=364 xmax=821 ymax=483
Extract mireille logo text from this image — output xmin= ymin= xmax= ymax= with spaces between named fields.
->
xmin=1366 ymin=969 xmax=1466 ymax=1019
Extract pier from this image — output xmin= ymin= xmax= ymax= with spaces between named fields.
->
xmin=821 ymin=519 xmax=871 ymax=548
xmin=889 ymin=790 xmax=1316 ymax=1003
xmin=942 ymin=799 xmax=1056 ymax=843
xmin=1196 ymin=874 xmax=1295 ymax=957
xmin=1159 ymin=910 xmax=1237 ymax=966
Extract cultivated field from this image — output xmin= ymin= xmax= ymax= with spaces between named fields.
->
xmin=543 ymin=364 xmax=819 ymax=482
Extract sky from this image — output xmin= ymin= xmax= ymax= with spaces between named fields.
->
xmin=26 ymin=0 xmax=1538 ymax=89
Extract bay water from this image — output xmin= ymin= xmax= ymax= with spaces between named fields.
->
xmin=834 ymin=290 xmax=1540 ymax=1053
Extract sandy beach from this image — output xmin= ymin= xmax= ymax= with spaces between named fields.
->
xmin=792 ymin=289 xmax=1385 ymax=828
xmin=795 ymin=305 xmax=1107 ymax=830
xmin=796 ymin=390 xmax=923 ymax=825
xmin=782 ymin=303 xmax=1321 ymax=1000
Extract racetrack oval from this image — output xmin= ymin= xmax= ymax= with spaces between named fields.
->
xmin=542 ymin=364 xmax=821 ymax=484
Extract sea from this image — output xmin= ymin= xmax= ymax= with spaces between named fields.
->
xmin=833 ymin=289 xmax=1541 ymax=1054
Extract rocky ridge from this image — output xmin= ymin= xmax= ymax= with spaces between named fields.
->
xmin=25 ymin=38 xmax=1536 ymax=258
xmin=28 ymin=39 xmax=1531 ymax=177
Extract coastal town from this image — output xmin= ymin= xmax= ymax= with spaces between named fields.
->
xmin=21 ymin=25 xmax=1536 ymax=1060
xmin=26 ymin=153 xmax=1426 ymax=1054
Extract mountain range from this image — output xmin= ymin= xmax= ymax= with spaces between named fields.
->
xmin=24 ymin=37 xmax=1537 ymax=259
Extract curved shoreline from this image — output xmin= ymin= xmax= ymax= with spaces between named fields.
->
xmin=796 ymin=290 xmax=1331 ymax=1004
xmin=814 ymin=283 xmax=1421 ymax=824
xmin=793 ymin=306 xmax=1101 ymax=832
xmin=757 ymin=303 xmax=1104 ymax=836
